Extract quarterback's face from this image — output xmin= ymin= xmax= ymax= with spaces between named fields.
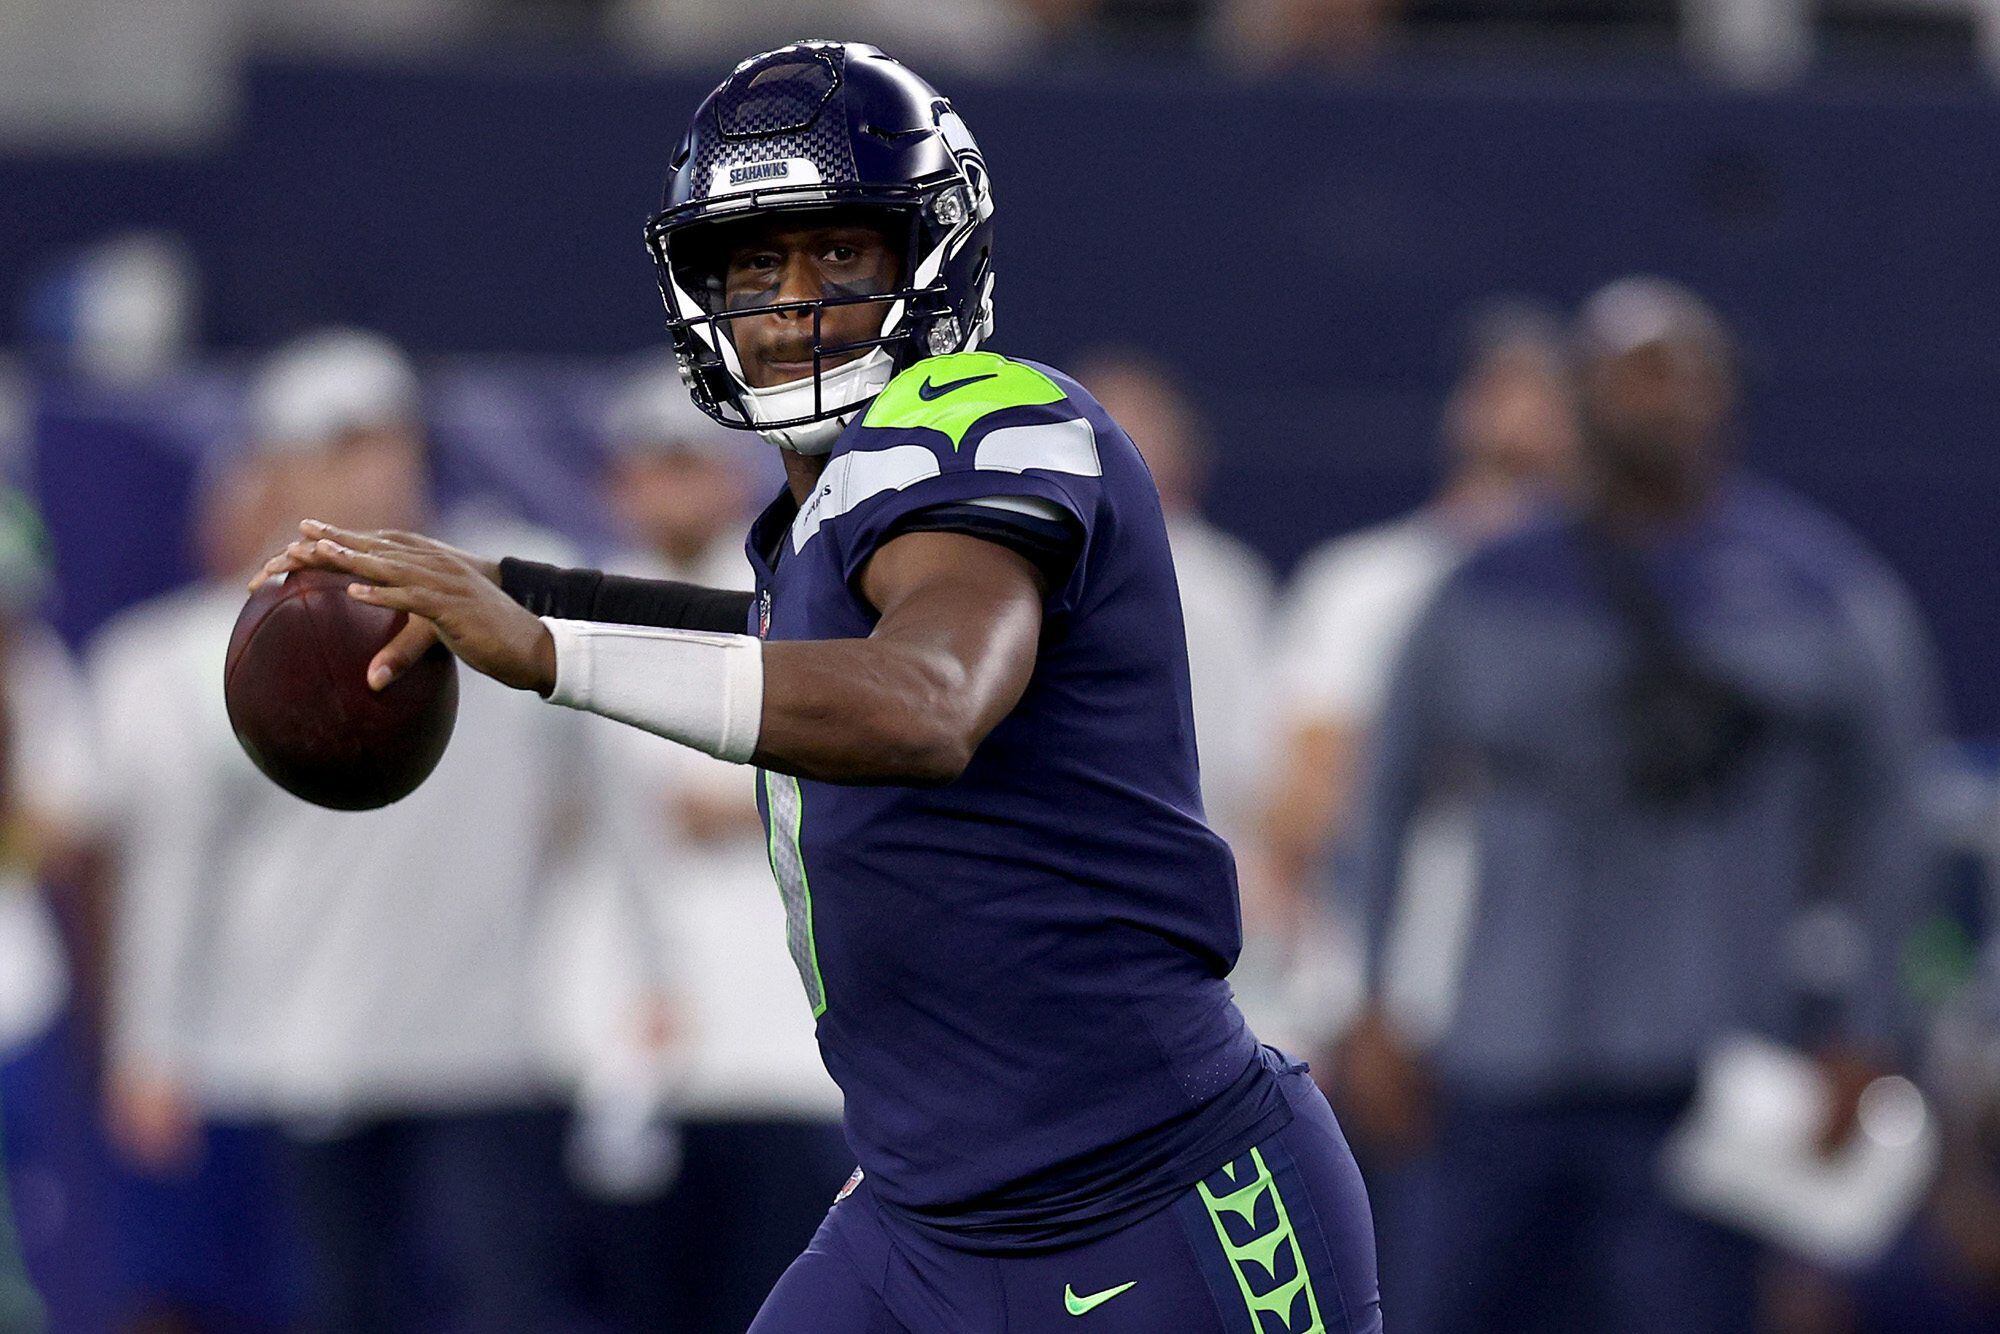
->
xmin=719 ymin=214 xmax=901 ymax=388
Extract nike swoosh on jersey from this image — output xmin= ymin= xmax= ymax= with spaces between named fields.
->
xmin=917 ymin=371 xmax=999 ymax=401
xmin=1064 ymin=1281 xmax=1138 ymax=1316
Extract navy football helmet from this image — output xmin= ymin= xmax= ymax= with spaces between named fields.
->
xmin=645 ymin=41 xmax=996 ymax=453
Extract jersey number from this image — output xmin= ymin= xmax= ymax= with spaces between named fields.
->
xmin=763 ymin=770 xmax=828 ymax=1018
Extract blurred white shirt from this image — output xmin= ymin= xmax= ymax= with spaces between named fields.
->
xmin=551 ymin=534 xmax=840 ymax=1122
xmin=1165 ymin=513 xmax=1276 ymax=848
xmin=1272 ymin=511 xmax=1475 ymax=1045
xmin=90 ymin=513 xmax=597 ymax=1122
xmin=1273 ymin=513 xmax=1460 ymax=729
xmin=0 ymin=622 xmax=96 ymax=1053
xmin=6 ymin=622 xmax=98 ymax=832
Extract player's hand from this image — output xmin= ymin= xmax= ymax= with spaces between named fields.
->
xmin=265 ymin=521 xmax=558 ymax=695
xmin=250 ymin=521 xmax=502 ymax=591
xmin=105 ymin=1063 xmax=203 ymax=1175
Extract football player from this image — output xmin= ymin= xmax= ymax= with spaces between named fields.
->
xmin=259 ymin=41 xmax=1381 ymax=1333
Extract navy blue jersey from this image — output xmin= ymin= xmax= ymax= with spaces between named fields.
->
xmin=745 ymin=352 xmax=1287 ymax=1252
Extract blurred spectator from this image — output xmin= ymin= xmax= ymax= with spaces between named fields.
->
xmin=0 ymin=483 xmax=97 ymax=973
xmin=1259 ymin=308 xmax=1576 ymax=1307
xmin=1263 ymin=304 xmax=1575 ymax=979
xmin=552 ymin=360 xmax=846 ymax=1333
xmin=1341 ymin=277 xmax=1941 ymax=1332
xmin=0 ymin=487 xmax=94 ymax=1334
xmin=90 ymin=330 xmax=594 ymax=1332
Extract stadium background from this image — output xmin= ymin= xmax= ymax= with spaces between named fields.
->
xmin=2 ymin=2 xmax=1998 ymax=1331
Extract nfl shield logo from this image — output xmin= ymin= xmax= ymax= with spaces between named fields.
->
xmin=757 ymin=588 xmax=773 ymax=639
xmin=834 ymin=1167 xmax=863 ymax=1203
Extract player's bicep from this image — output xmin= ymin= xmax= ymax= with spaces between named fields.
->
xmin=858 ymin=530 xmax=1045 ymax=739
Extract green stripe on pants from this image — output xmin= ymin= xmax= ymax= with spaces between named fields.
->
xmin=1197 ymin=1147 xmax=1327 ymax=1334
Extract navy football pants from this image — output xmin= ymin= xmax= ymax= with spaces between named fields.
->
xmin=750 ymin=1071 xmax=1382 ymax=1334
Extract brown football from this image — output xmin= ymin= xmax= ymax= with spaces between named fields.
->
xmin=224 ymin=569 xmax=458 ymax=811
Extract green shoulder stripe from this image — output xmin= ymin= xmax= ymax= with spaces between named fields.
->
xmin=862 ymin=352 xmax=1065 ymax=451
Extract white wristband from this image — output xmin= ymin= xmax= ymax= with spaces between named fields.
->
xmin=541 ymin=617 xmax=764 ymax=764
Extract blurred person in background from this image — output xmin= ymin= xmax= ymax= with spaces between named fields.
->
xmin=0 ymin=487 xmax=96 ymax=1334
xmin=553 ymin=359 xmax=847 ymax=1334
xmin=1262 ymin=308 xmax=1576 ymax=1310
xmin=83 ymin=392 xmax=318 ymax=1334
xmin=90 ymin=329 xmax=592 ymax=1333
xmin=0 ymin=487 xmax=96 ymax=1045
xmin=1262 ymin=304 xmax=1576 ymax=1010
xmin=1341 ymin=277 xmax=1940 ymax=1332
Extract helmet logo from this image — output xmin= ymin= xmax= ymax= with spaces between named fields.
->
xmin=934 ymin=106 xmax=991 ymax=210
xmin=708 ymin=155 xmax=822 ymax=198
xmin=729 ymin=161 xmax=789 ymax=187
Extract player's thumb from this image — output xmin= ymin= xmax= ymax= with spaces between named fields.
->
xmin=370 ymin=617 xmax=440 ymax=691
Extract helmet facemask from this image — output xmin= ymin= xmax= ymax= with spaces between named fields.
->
xmin=649 ymin=179 xmax=992 ymax=454
xmin=653 ymin=202 xmax=901 ymax=453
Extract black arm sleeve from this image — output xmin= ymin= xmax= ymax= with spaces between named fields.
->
xmin=498 ymin=558 xmax=756 ymax=634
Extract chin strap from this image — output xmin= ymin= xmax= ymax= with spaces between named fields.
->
xmin=733 ymin=298 xmax=992 ymax=454
xmin=742 ymin=347 xmax=897 ymax=455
